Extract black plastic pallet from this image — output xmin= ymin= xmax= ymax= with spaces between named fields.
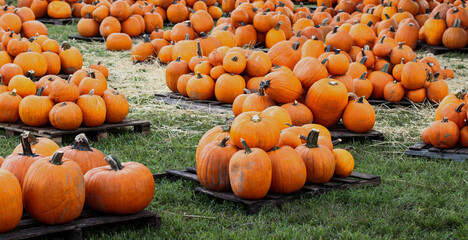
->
xmin=404 ymin=141 xmax=467 ymax=162
xmin=0 ymin=209 xmax=161 ymax=240
xmin=36 ymin=17 xmax=79 ymax=25
xmin=0 ymin=119 xmax=150 ymax=145
xmin=156 ymin=167 xmax=381 ymax=214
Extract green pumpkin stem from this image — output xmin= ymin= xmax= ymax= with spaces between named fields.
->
xmin=359 ymin=72 xmax=367 ymax=79
xmin=257 ymin=85 xmax=266 ymax=96
xmin=384 ymin=13 xmax=390 ymax=19
xmin=441 ymin=117 xmax=449 ymax=123
xmin=271 ymin=146 xmax=280 ymax=151
xmin=196 ymin=41 xmax=202 ymax=57
xmin=332 ymin=26 xmax=338 ymax=34
xmin=88 ymin=89 xmax=95 ymax=96
xmin=274 ymin=21 xmax=283 ymax=30
xmin=50 ymin=151 xmax=65 ymax=165
xmin=231 ymin=55 xmax=238 ymax=62
xmin=285 ymin=122 xmax=294 ymax=127
xmin=36 ymin=86 xmax=44 ymax=96
xmin=20 ymin=132 xmax=36 ymax=157
xmin=105 ymin=155 xmax=125 ymax=171
xmin=10 ymin=88 xmax=17 ymax=96
xmin=381 ymin=63 xmax=390 ymax=73
xmin=321 ymin=58 xmax=328 ymax=65
xmin=240 ymin=138 xmax=252 ymax=154
xmin=184 ymin=33 xmax=190 ymax=40
xmin=357 ymin=96 xmax=365 ymax=103
xmin=175 ymin=56 xmax=181 ymax=61
xmin=453 ymin=18 xmax=461 ymax=28
xmin=196 ymin=72 xmax=203 ymax=78
xmin=305 ymin=129 xmax=320 ymax=148
xmin=71 ymin=133 xmax=93 ymax=151
xmin=218 ymin=136 xmax=230 ymax=147
xmin=292 ymin=41 xmax=300 ymax=50
xmin=434 ymin=11 xmax=440 ymax=19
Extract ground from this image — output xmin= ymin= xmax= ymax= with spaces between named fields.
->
xmin=0 ymin=24 xmax=466 ymax=239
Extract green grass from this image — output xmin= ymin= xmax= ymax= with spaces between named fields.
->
xmin=2 ymin=23 xmax=467 ymax=239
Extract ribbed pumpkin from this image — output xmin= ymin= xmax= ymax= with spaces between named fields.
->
xmin=295 ymin=129 xmax=335 ymax=183
xmin=19 ymin=87 xmax=54 ymax=127
xmin=267 ymin=41 xmax=301 ymax=70
xmin=305 ymin=79 xmax=348 ymax=127
xmin=268 ymin=145 xmax=307 ymax=194
xmin=424 ymin=12 xmax=447 ymax=46
xmin=0 ymin=90 xmax=22 ymax=123
xmin=49 ymin=102 xmax=83 ymax=130
xmin=428 ymin=118 xmax=460 ymax=149
xmin=49 ymin=79 xmax=80 ymax=102
xmin=229 ymin=139 xmax=272 ymax=199
xmin=22 ymin=151 xmax=85 ymax=225
xmin=401 ymin=61 xmax=426 ymax=90
xmin=426 ymin=76 xmax=448 ymax=104
xmin=383 ymin=80 xmax=405 ymax=102
xmin=165 ymin=56 xmax=190 ymax=93
xmin=196 ymin=123 xmax=231 ymax=165
xmin=186 ymin=72 xmax=215 ymax=100
xmin=102 ymin=89 xmax=129 ymax=123
xmin=261 ymin=71 xmax=302 ymax=104
xmin=333 ymin=147 xmax=355 ymax=177
xmin=12 ymin=131 xmax=59 ymax=156
xmin=0 ymin=169 xmax=22 ymax=233
xmin=1 ymin=133 xmax=44 ymax=187
xmin=59 ymin=42 xmax=83 ymax=74
xmin=230 ymin=111 xmax=280 ymax=151
xmin=76 ymin=90 xmax=107 ymax=127
xmin=293 ymin=57 xmax=329 ymax=89
xmin=58 ymin=133 xmax=106 ymax=175
xmin=84 ymin=155 xmax=155 ymax=214
xmin=261 ymin=106 xmax=292 ymax=130
xmin=342 ymin=95 xmax=375 ymax=133
xmin=245 ymin=51 xmax=271 ymax=77
xmin=353 ymin=72 xmax=373 ymax=99
xmin=7 ymin=71 xmax=36 ymax=98
xmin=369 ymin=64 xmax=394 ymax=99
xmin=214 ymin=73 xmax=245 ymax=103
xmin=197 ymin=136 xmax=238 ymax=191
xmin=241 ymin=86 xmax=276 ymax=113
xmin=281 ymin=101 xmax=313 ymax=126
xmin=434 ymin=102 xmax=466 ymax=128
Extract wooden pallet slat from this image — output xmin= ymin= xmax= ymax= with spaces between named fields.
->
xmin=404 ymin=142 xmax=467 ymax=162
xmin=159 ymin=168 xmax=381 ymax=214
xmin=37 ymin=17 xmax=79 ymax=25
xmin=0 ymin=210 xmax=161 ymax=240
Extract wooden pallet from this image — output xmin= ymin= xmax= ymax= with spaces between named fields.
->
xmin=37 ymin=17 xmax=79 ymax=25
xmin=329 ymin=123 xmax=384 ymax=142
xmin=157 ymin=167 xmax=381 ymax=214
xmin=0 ymin=119 xmax=150 ymax=145
xmin=367 ymin=99 xmax=436 ymax=108
xmin=417 ymin=43 xmax=468 ymax=55
xmin=155 ymin=92 xmax=233 ymax=113
xmin=0 ymin=209 xmax=161 ymax=240
xmin=404 ymin=141 xmax=467 ymax=162
xmin=68 ymin=35 xmax=145 ymax=42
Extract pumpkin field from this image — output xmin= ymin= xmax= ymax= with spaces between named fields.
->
xmin=0 ymin=0 xmax=467 ymax=238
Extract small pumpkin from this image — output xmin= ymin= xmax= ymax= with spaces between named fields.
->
xmin=19 ymin=87 xmax=54 ymax=127
xmin=333 ymin=146 xmax=355 ymax=178
xmin=76 ymin=90 xmax=107 ymax=127
xmin=383 ymin=80 xmax=405 ymax=102
xmin=0 ymin=90 xmax=22 ymax=123
xmin=342 ymin=95 xmax=376 ymax=133
xmin=186 ymin=72 xmax=215 ymax=100
xmin=230 ymin=111 xmax=280 ymax=151
xmin=0 ymin=169 xmax=22 ymax=233
xmin=268 ymin=145 xmax=307 ymax=194
xmin=428 ymin=117 xmax=460 ymax=149
xmin=102 ymin=89 xmax=129 ymax=123
xmin=49 ymin=102 xmax=83 ymax=130
xmin=281 ymin=100 xmax=313 ymax=126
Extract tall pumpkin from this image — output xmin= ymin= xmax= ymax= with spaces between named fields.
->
xmin=102 ymin=89 xmax=129 ymax=123
xmin=76 ymin=89 xmax=107 ymax=127
xmin=165 ymin=56 xmax=190 ymax=93
xmin=59 ymin=134 xmax=107 ymax=174
xmin=0 ymin=169 xmax=23 ymax=233
xmin=401 ymin=61 xmax=426 ymax=90
xmin=22 ymin=151 xmax=85 ymax=225
xmin=342 ymin=95 xmax=375 ymax=133
xmin=305 ymin=79 xmax=348 ymax=127
xmin=84 ymin=155 xmax=155 ymax=214
xmin=59 ymin=42 xmax=83 ymax=74
xmin=229 ymin=139 xmax=272 ymax=199
xmin=268 ymin=145 xmax=306 ymax=194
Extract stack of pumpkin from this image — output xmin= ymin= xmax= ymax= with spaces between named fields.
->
xmin=16 ymin=0 xmax=77 ymax=19
xmin=421 ymin=90 xmax=468 ymax=149
xmin=195 ymin=107 xmax=355 ymax=199
xmin=0 ymin=132 xmax=155 ymax=233
xmin=0 ymin=62 xmax=130 ymax=130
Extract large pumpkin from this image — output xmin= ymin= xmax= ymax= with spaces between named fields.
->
xmin=197 ymin=136 xmax=238 ymax=191
xmin=0 ymin=169 xmax=23 ymax=233
xmin=342 ymin=96 xmax=375 ymax=133
xmin=401 ymin=61 xmax=426 ymax=90
xmin=428 ymin=118 xmax=460 ymax=149
xmin=261 ymin=71 xmax=302 ymax=104
xmin=230 ymin=111 xmax=280 ymax=151
xmin=59 ymin=133 xmax=107 ymax=174
xmin=267 ymin=41 xmax=301 ymax=70
xmin=281 ymin=101 xmax=313 ymax=126
xmin=84 ymin=155 xmax=155 ymax=214
xmin=22 ymin=151 xmax=85 ymax=225
xmin=305 ymin=79 xmax=348 ymax=127
xmin=268 ymin=145 xmax=306 ymax=194
xmin=229 ymin=139 xmax=272 ymax=199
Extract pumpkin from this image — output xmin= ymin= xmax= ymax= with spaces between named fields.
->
xmin=102 ymin=89 xmax=129 ymax=123
xmin=234 ymin=22 xmax=257 ymax=47
xmin=143 ymin=9 xmax=164 ymax=33
xmin=89 ymin=62 xmax=109 ymax=78
xmin=7 ymin=72 xmax=36 ymax=98
xmin=0 ymin=13 xmax=21 ymax=33
xmin=12 ymin=131 xmax=59 ymax=156
xmin=7 ymin=35 xmax=28 ymax=57
xmin=78 ymin=15 xmax=99 ymax=37
xmin=0 ymin=90 xmax=22 ymax=123
xmin=407 ymin=88 xmax=426 ymax=103
xmin=131 ymin=35 xmax=155 ymax=62
xmin=172 ymin=34 xmax=198 ymax=62
xmin=222 ymin=52 xmax=246 ymax=74
xmin=383 ymin=80 xmax=405 ymax=102
xmin=342 ymin=95 xmax=375 ymax=133
xmin=23 ymin=151 xmax=85 ymax=225
xmin=293 ymin=57 xmax=328 ymax=89
xmin=261 ymin=71 xmax=302 ymax=104
xmin=99 ymin=16 xmax=121 ymax=38
xmin=106 ymin=33 xmax=132 ymax=51
xmin=460 ymin=126 xmax=468 ymax=147
xmin=109 ymin=0 xmax=131 ymax=21
xmin=401 ymin=61 xmax=426 ymax=90
xmin=214 ymin=73 xmax=245 ymax=104
xmin=197 ymin=136 xmax=238 ymax=191
xmin=196 ymin=123 xmax=231 ymax=165
xmin=268 ymin=145 xmax=307 ymax=194
xmin=76 ymin=90 xmax=107 ymax=127
xmin=78 ymin=71 xmax=108 ymax=96
xmin=241 ymin=86 xmax=275 ymax=113
xmin=442 ymin=18 xmax=468 ymax=49
xmin=325 ymin=26 xmax=353 ymax=52
xmin=0 ymin=169 xmax=22 ymax=233
xmin=245 ymin=51 xmax=271 ymax=77
xmin=166 ymin=56 xmax=190 ymax=93
xmin=0 ymin=63 xmax=22 ymax=86
xmin=352 ymin=72 xmax=373 ymax=99
xmin=261 ymin=106 xmax=292 ymax=130
xmin=281 ymin=100 xmax=313 ymax=126
xmin=305 ymin=79 xmax=348 ymax=127
xmin=47 ymin=1 xmax=72 ymax=19
xmin=49 ymin=78 xmax=80 ymax=102
xmin=1 ymin=133 xmax=44 ymax=187
xmin=426 ymin=76 xmax=448 ymax=104
xmin=186 ymin=72 xmax=215 ymax=100
xmin=424 ymin=12 xmax=447 ymax=46
xmin=48 ymin=101 xmax=83 ymax=130
xmin=349 ymin=22 xmax=376 ymax=48
xmin=229 ymin=139 xmax=272 ymax=199
xmin=230 ymin=111 xmax=280 ymax=151
xmin=295 ymin=129 xmax=335 ymax=183
xmin=13 ymin=51 xmax=48 ymax=77
xmin=434 ymin=91 xmax=466 ymax=120
xmin=333 ymin=147 xmax=355 ymax=177
xmin=301 ymin=37 xmax=325 ymax=59
xmin=167 ymin=1 xmax=189 ymax=23
xmin=58 ymin=133 xmax=106 ymax=174
xmin=267 ymin=41 xmax=301 ymax=70
xmin=59 ymin=42 xmax=83 ymax=74
xmin=265 ymin=21 xmax=286 ymax=48
xmin=428 ymin=118 xmax=460 ymax=149
xmin=434 ymin=102 xmax=466 ymax=128
xmin=19 ymin=87 xmax=54 ymax=127
xmin=369 ymin=63 xmax=394 ymax=99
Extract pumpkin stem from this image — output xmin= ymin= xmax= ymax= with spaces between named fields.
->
xmin=344 ymin=146 xmax=354 ymax=151
xmin=441 ymin=117 xmax=449 ymax=123
xmin=36 ymin=86 xmax=44 ymax=96
xmin=251 ymin=114 xmax=261 ymax=123
xmin=367 ymin=21 xmax=373 ymax=27
xmin=293 ymin=100 xmax=298 ymax=106
xmin=231 ymin=55 xmax=238 ymax=62
xmin=10 ymin=88 xmax=17 ymax=96
xmin=196 ymin=41 xmax=202 ymax=57
xmin=271 ymin=146 xmax=280 ymax=151
xmin=291 ymin=41 xmax=300 ymax=50
xmin=243 ymin=88 xmax=251 ymax=94
xmin=384 ymin=13 xmax=390 ymax=19
xmin=240 ymin=138 xmax=252 ymax=154
xmin=305 ymin=129 xmax=320 ymax=148
xmin=87 ymin=70 xmax=96 ymax=79
xmin=221 ymin=25 xmax=229 ymax=31
xmin=88 ymin=89 xmax=95 ymax=96
xmin=332 ymin=26 xmax=338 ymax=34
xmin=274 ymin=21 xmax=283 ymax=30
xmin=332 ymin=138 xmax=342 ymax=146
xmin=285 ymin=122 xmax=294 ymax=127
xmin=328 ymin=81 xmax=338 ymax=86
xmin=359 ymin=56 xmax=367 ymax=65
xmin=453 ymin=18 xmax=461 ymax=28
xmin=321 ymin=58 xmax=328 ymax=65
xmin=175 ymin=56 xmax=181 ymax=61
xmin=335 ymin=49 xmax=341 ymax=54
xmin=356 ymin=96 xmax=365 ymax=103
xmin=434 ymin=11 xmax=440 ymax=19
xmin=260 ymin=80 xmax=271 ymax=90
xmin=218 ymin=136 xmax=230 ymax=147
xmin=20 ymin=132 xmax=36 ymax=157
xmin=200 ymin=32 xmax=208 ymax=39
xmin=196 ymin=72 xmax=203 ymax=78
xmin=105 ymin=155 xmax=125 ymax=171
xmin=71 ymin=133 xmax=94 ymax=151
xmin=321 ymin=18 xmax=329 ymax=26
xmin=380 ymin=35 xmax=386 ymax=44
xmin=184 ymin=34 xmax=190 ymax=40
xmin=456 ymin=102 xmax=465 ymax=113
xmin=26 ymin=70 xmax=35 ymax=81
xmin=389 ymin=25 xmax=395 ymax=32
xmin=257 ymin=85 xmax=266 ymax=96
xmin=359 ymin=72 xmax=367 ymax=79
xmin=143 ymin=34 xmax=150 ymax=42
xmin=381 ymin=63 xmax=390 ymax=73
xmin=61 ymin=42 xmax=71 ymax=50
xmin=50 ymin=151 xmax=65 ymax=165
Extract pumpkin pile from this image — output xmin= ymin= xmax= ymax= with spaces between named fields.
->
xmin=421 ymin=90 xmax=468 ymax=149
xmin=17 ymin=0 xmax=79 ymax=19
xmin=0 ymin=132 xmax=155 ymax=232
xmin=196 ymin=108 xmax=356 ymax=200
xmin=0 ymin=62 xmax=129 ymax=130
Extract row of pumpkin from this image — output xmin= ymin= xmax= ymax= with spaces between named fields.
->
xmin=195 ymin=106 xmax=356 ymax=199
xmin=0 ymin=132 xmax=155 ymax=233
